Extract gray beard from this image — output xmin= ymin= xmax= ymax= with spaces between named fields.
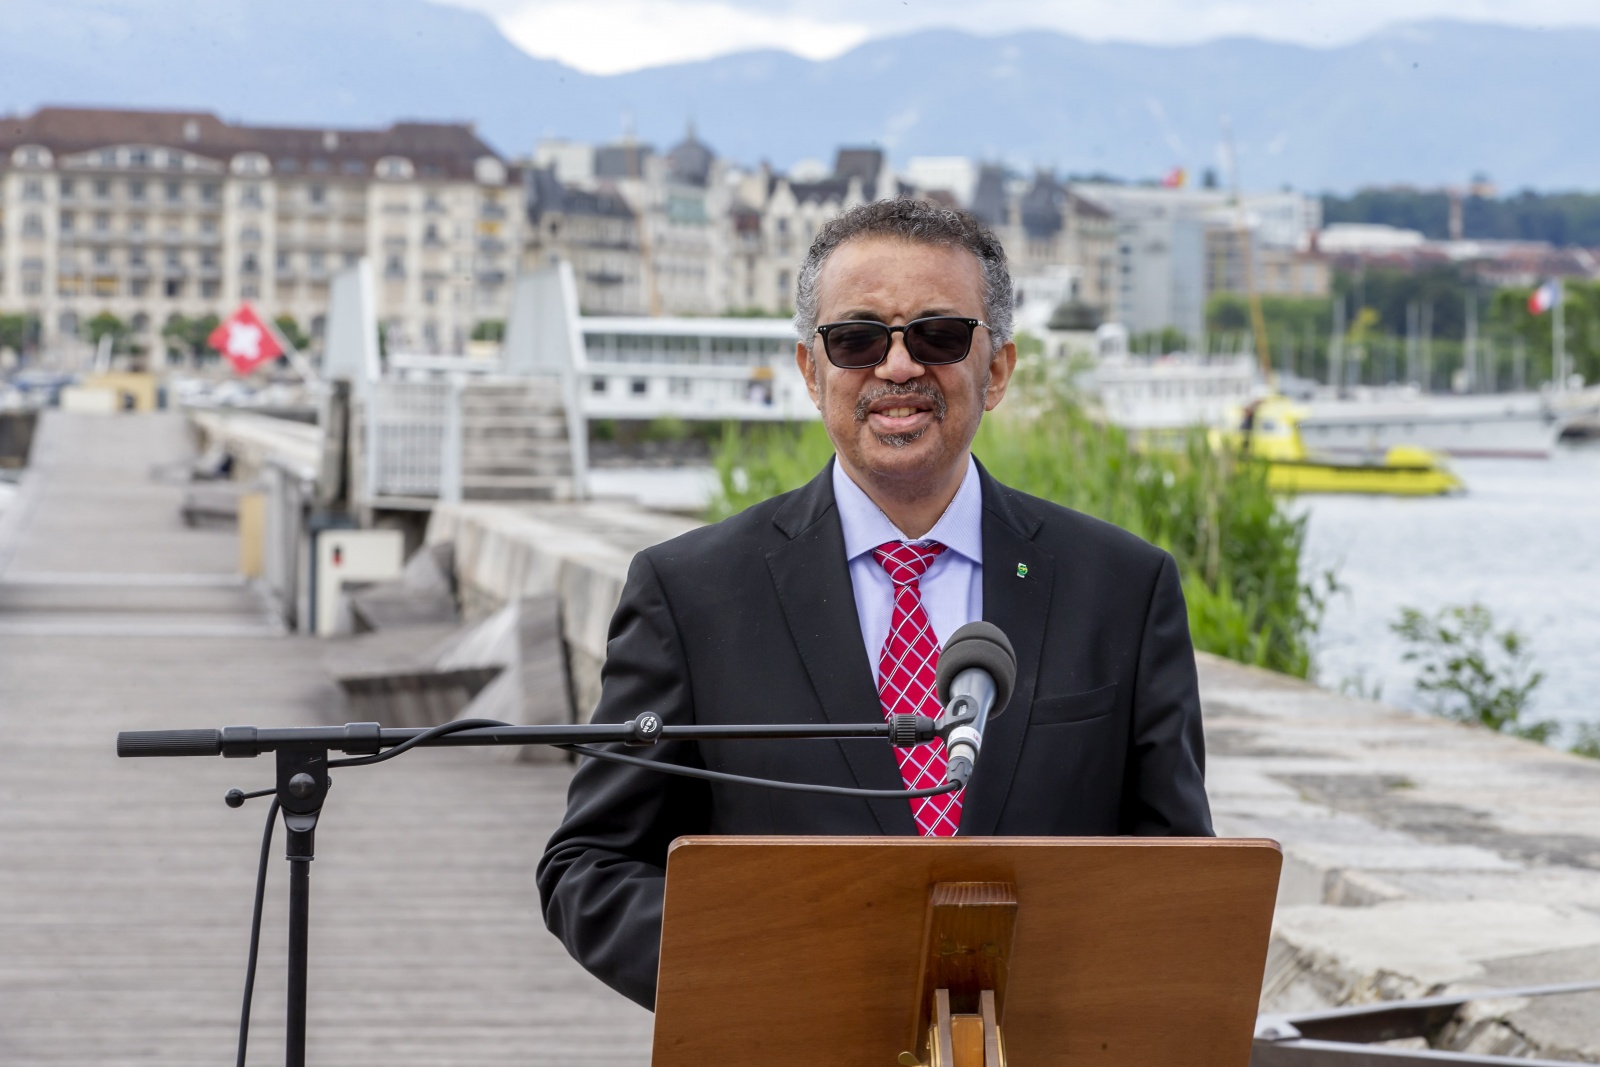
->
xmin=855 ymin=381 xmax=947 ymax=448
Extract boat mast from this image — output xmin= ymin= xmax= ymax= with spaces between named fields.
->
xmin=1223 ymin=115 xmax=1273 ymax=384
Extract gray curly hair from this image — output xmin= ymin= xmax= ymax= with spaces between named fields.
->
xmin=793 ymin=198 xmax=1014 ymax=355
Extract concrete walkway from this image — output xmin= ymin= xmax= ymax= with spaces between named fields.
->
xmin=0 ymin=413 xmax=651 ymax=1066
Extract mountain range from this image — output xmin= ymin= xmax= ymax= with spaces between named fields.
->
xmin=0 ymin=0 xmax=1593 ymax=192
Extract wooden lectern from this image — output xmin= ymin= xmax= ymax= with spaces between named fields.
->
xmin=653 ymin=837 xmax=1281 ymax=1066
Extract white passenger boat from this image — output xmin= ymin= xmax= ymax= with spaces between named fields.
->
xmin=1087 ymin=354 xmax=1263 ymax=433
xmin=1298 ymin=391 xmax=1563 ymax=459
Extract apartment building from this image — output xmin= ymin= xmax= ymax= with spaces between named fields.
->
xmin=0 ymin=107 xmax=517 ymax=356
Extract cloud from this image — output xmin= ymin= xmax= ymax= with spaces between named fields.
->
xmin=433 ymin=0 xmax=1600 ymax=73
xmin=478 ymin=0 xmax=870 ymax=74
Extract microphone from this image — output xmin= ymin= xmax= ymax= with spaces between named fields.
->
xmin=933 ymin=622 xmax=1016 ymax=789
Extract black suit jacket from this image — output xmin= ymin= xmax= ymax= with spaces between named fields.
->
xmin=537 ymin=459 xmax=1213 ymax=1009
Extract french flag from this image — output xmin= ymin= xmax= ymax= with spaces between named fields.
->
xmin=1529 ymin=280 xmax=1561 ymax=315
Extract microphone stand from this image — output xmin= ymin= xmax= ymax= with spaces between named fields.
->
xmin=117 ymin=714 xmax=940 ymax=1067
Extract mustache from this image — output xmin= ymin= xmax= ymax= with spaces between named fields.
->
xmin=853 ymin=381 xmax=948 ymax=423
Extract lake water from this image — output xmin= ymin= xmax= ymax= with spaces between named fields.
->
xmin=591 ymin=447 xmax=1600 ymax=737
xmin=1302 ymin=444 xmax=1600 ymax=737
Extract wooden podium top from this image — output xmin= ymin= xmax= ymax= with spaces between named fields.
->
xmin=653 ymin=836 xmax=1281 ymax=1066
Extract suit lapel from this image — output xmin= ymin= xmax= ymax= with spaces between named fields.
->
xmin=767 ymin=462 xmax=916 ymax=835
xmin=960 ymin=467 xmax=1054 ymax=836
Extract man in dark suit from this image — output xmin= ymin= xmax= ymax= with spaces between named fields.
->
xmin=538 ymin=199 xmax=1213 ymax=1010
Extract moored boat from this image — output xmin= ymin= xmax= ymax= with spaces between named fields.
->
xmin=1228 ymin=397 xmax=1464 ymax=496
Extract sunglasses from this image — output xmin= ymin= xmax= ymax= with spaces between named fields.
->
xmin=813 ymin=316 xmax=988 ymax=370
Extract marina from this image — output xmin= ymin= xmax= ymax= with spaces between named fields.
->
xmin=3 ymin=410 xmax=1600 ymax=1062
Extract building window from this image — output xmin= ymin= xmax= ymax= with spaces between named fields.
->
xmin=22 ymin=178 xmax=44 ymax=200
xmin=242 ymin=253 xmax=259 ymax=274
xmin=384 ymin=255 xmax=404 ymax=278
xmin=131 ymin=279 xmax=149 ymax=297
xmin=276 ymin=251 xmax=291 ymax=272
xmin=630 ymin=378 xmax=648 ymax=396
xmin=59 ymin=211 xmax=75 ymax=233
xmin=242 ymin=283 xmax=260 ymax=298
xmin=129 ymin=215 xmax=145 ymax=234
xmin=590 ymin=376 xmax=608 ymax=394
xmin=166 ymin=181 xmax=182 ymax=203
xmin=129 ymin=180 xmax=146 ymax=201
xmin=201 ymin=217 xmax=217 ymax=236
xmin=165 ymin=279 xmax=182 ymax=298
xmin=201 ymin=183 xmax=220 ymax=203
xmin=201 ymin=251 xmax=217 ymax=269
xmin=23 ymin=276 xmax=43 ymax=296
xmin=94 ymin=248 xmax=111 ymax=267
xmin=60 ymin=178 xmax=75 ymax=199
xmin=94 ymin=213 xmax=110 ymax=233
xmin=166 ymin=249 xmax=182 ymax=268
xmin=201 ymin=280 xmax=220 ymax=298
xmin=22 ymin=214 xmax=43 ymax=237
xmin=94 ymin=180 xmax=110 ymax=199
xmin=129 ymin=247 xmax=146 ymax=266
xmin=308 ymin=184 xmax=326 ymax=205
xmin=309 ymin=251 xmax=325 ymax=272
xmin=241 ymin=184 xmax=262 ymax=207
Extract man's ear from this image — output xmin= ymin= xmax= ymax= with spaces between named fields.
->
xmin=983 ymin=340 xmax=1019 ymax=411
xmin=796 ymin=341 xmax=823 ymax=409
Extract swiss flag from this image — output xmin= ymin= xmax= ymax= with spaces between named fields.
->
xmin=208 ymin=304 xmax=284 ymax=375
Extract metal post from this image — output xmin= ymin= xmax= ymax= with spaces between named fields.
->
xmin=285 ymin=829 xmax=312 ymax=1067
xmin=440 ymin=379 xmax=463 ymax=504
xmin=274 ymin=742 xmax=328 ymax=1067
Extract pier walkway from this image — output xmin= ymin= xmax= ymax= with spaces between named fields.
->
xmin=0 ymin=413 xmax=651 ymax=1066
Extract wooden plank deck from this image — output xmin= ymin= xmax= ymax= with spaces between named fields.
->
xmin=0 ymin=413 xmax=651 ymax=1066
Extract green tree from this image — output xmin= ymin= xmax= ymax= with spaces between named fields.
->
xmin=161 ymin=313 xmax=221 ymax=363
xmin=1392 ymin=604 xmax=1553 ymax=741
xmin=273 ymin=314 xmax=311 ymax=352
xmin=471 ymin=319 xmax=505 ymax=343
xmin=1488 ymin=280 xmax=1600 ymax=387
xmin=85 ymin=311 xmax=129 ymax=351
xmin=0 ymin=313 xmax=40 ymax=354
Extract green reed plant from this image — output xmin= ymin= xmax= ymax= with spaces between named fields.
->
xmin=708 ymin=376 xmax=1327 ymax=677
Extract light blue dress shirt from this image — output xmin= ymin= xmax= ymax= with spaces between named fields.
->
xmin=832 ymin=456 xmax=984 ymax=683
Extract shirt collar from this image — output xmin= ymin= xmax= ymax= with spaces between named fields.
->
xmin=833 ymin=455 xmax=983 ymax=565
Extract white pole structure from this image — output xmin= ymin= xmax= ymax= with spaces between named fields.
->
xmin=1553 ymin=279 xmax=1568 ymax=391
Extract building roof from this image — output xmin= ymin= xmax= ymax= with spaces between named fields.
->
xmin=1020 ymin=170 xmax=1066 ymax=240
xmin=0 ymin=106 xmax=504 ymax=179
xmin=969 ymin=164 xmax=1009 ymax=227
xmin=834 ymin=147 xmax=883 ymax=200
xmin=524 ymin=164 xmax=635 ymax=222
xmin=665 ymin=124 xmax=714 ymax=187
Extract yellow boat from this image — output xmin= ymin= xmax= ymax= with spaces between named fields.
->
xmin=1226 ymin=397 xmax=1464 ymax=496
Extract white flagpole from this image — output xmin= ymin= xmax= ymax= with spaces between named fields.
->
xmin=1553 ymin=279 xmax=1567 ymax=391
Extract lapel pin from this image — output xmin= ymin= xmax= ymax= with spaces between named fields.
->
xmin=1016 ymin=562 xmax=1029 ymax=578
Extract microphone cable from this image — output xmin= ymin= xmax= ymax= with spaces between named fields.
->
xmin=228 ymin=717 xmax=959 ymax=1065
xmin=559 ymin=743 xmax=963 ymax=799
xmin=237 ymin=796 xmax=279 ymax=1067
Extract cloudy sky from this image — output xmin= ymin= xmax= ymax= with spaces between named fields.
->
xmin=435 ymin=0 xmax=1600 ymax=73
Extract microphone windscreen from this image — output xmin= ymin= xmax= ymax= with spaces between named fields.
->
xmin=936 ymin=622 xmax=1017 ymax=717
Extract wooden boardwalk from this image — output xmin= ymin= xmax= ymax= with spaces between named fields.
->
xmin=0 ymin=413 xmax=651 ymax=1066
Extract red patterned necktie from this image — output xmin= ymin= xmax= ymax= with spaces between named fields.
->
xmin=873 ymin=540 xmax=962 ymax=837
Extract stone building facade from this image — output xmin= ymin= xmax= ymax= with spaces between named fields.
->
xmin=0 ymin=107 xmax=518 ymax=355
